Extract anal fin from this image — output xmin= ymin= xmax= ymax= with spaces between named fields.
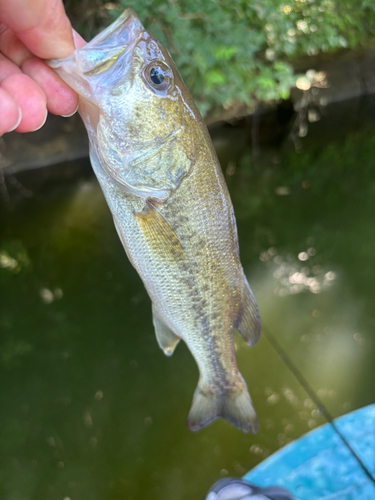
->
xmin=152 ymin=305 xmax=180 ymax=356
xmin=236 ymin=274 xmax=261 ymax=347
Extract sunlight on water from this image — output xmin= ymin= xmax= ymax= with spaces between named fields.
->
xmin=259 ymin=246 xmax=336 ymax=296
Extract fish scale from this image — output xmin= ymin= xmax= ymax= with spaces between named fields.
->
xmin=48 ymin=8 xmax=261 ymax=433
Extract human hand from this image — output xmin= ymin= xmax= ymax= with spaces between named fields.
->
xmin=0 ymin=0 xmax=85 ymax=136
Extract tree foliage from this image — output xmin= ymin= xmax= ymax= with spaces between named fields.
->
xmin=65 ymin=0 xmax=375 ymax=117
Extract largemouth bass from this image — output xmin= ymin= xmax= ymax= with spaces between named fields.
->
xmin=49 ymin=9 xmax=261 ymax=433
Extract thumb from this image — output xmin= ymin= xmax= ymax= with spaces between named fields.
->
xmin=0 ymin=0 xmax=75 ymax=59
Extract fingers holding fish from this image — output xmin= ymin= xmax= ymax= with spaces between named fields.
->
xmin=21 ymin=58 xmax=79 ymax=116
xmin=0 ymin=16 xmax=86 ymax=135
xmin=0 ymin=46 xmax=74 ymax=134
xmin=0 ymin=53 xmax=82 ymax=135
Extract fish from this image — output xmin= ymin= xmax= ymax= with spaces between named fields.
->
xmin=48 ymin=9 xmax=261 ymax=433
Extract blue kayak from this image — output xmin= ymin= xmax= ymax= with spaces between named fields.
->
xmin=244 ymin=404 xmax=375 ymax=499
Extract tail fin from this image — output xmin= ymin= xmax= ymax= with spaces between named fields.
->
xmin=186 ymin=378 xmax=257 ymax=434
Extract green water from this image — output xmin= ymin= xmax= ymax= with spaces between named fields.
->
xmin=1 ymin=124 xmax=375 ymax=500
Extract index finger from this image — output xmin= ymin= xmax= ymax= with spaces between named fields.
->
xmin=0 ymin=0 xmax=75 ymax=59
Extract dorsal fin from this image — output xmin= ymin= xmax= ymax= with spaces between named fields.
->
xmin=235 ymin=274 xmax=261 ymax=347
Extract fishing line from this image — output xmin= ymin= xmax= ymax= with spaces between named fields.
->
xmin=262 ymin=324 xmax=375 ymax=484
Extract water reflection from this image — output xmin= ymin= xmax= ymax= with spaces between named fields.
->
xmin=259 ymin=246 xmax=336 ymax=296
xmin=1 ymin=127 xmax=375 ymax=499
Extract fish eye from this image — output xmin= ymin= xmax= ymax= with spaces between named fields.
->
xmin=145 ymin=62 xmax=172 ymax=92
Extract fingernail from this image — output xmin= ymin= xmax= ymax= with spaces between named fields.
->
xmin=72 ymin=29 xmax=79 ymax=49
xmin=31 ymin=109 xmax=48 ymax=132
xmin=72 ymin=29 xmax=85 ymax=49
xmin=62 ymin=103 xmax=79 ymax=118
xmin=7 ymin=108 xmax=22 ymax=133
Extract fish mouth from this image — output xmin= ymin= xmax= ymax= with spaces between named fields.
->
xmin=47 ymin=9 xmax=144 ymax=101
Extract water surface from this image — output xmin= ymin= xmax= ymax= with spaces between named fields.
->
xmin=1 ymin=122 xmax=374 ymax=500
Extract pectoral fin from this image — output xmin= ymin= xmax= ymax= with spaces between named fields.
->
xmin=152 ymin=305 xmax=180 ymax=356
xmin=134 ymin=200 xmax=185 ymax=261
xmin=236 ymin=274 xmax=261 ymax=347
